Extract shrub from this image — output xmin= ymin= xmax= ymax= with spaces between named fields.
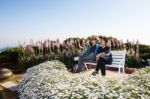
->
xmin=18 ymin=61 xmax=150 ymax=99
xmin=0 ymin=48 xmax=21 ymax=64
xmin=0 ymin=48 xmax=22 ymax=71
xmin=139 ymin=44 xmax=150 ymax=59
xmin=125 ymin=56 xmax=140 ymax=68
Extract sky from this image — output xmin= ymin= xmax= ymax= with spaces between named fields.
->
xmin=0 ymin=0 xmax=150 ymax=48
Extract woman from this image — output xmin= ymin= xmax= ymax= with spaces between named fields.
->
xmin=92 ymin=38 xmax=112 ymax=76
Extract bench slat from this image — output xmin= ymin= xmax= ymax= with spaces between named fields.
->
xmin=112 ymin=55 xmax=125 ymax=57
xmin=112 ymin=59 xmax=125 ymax=62
xmin=111 ymin=51 xmax=126 ymax=54
xmin=111 ymin=63 xmax=124 ymax=65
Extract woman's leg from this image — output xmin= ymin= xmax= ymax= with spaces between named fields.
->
xmin=96 ymin=57 xmax=106 ymax=76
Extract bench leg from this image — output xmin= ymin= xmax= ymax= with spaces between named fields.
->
xmin=122 ymin=67 xmax=125 ymax=74
xmin=118 ymin=68 xmax=121 ymax=74
xmin=84 ymin=64 xmax=88 ymax=70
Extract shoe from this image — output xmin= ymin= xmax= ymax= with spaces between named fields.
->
xmin=92 ymin=71 xmax=98 ymax=76
xmin=102 ymin=75 xmax=106 ymax=77
xmin=73 ymin=64 xmax=78 ymax=72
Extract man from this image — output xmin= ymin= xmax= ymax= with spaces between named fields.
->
xmin=76 ymin=36 xmax=101 ymax=73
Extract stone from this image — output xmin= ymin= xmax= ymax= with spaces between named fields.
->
xmin=0 ymin=68 xmax=13 ymax=80
xmin=0 ymin=81 xmax=18 ymax=92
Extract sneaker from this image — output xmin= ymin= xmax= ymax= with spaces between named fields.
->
xmin=92 ymin=71 xmax=99 ymax=76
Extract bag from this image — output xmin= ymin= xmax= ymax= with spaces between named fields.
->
xmin=100 ymin=54 xmax=109 ymax=60
xmin=99 ymin=53 xmax=112 ymax=64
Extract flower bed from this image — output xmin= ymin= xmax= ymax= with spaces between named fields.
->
xmin=18 ymin=60 xmax=150 ymax=99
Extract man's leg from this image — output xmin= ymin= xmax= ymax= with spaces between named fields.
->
xmin=77 ymin=54 xmax=87 ymax=72
xmin=77 ymin=54 xmax=95 ymax=72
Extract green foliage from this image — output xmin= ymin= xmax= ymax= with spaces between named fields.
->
xmin=18 ymin=54 xmax=75 ymax=71
xmin=139 ymin=44 xmax=150 ymax=59
xmin=139 ymin=44 xmax=150 ymax=53
xmin=140 ymin=53 xmax=150 ymax=60
xmin=125 ymin=44 xmax=150 ymax=68
xmin=126 ymin=56 xmax=140 ymax=68
xmin=0 ymin=48 xmax=22 ymax=65
xmin=18 ymin=56 xmax=43 ymax=71
xmin=144 ymin=67 xmax=150 ymax=73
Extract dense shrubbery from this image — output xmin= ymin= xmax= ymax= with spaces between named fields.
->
xmin=139 ymin=44 xmax=150 ymax=59
xmin=0 ymin=48 xmax=20 ymax=64
xmin=126 ymin=56 xmax=140 ymax=68
xmin=0 ymin=48 xmax=22 ymax=72
xmin=0 ymin=35 xmax=149 ymax=72
xmin=125 ymin=44 xmax=150 ymax=67
xmin=18 ymin=60 xmax=150 ymax=99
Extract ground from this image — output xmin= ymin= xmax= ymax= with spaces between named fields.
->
xmin=0 ymin=74 xmax=22 ymax=99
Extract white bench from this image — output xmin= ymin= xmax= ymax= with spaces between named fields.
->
xmin=74 ymin=51 xmax=126 ymax=73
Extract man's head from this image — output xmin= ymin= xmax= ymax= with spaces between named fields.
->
xmin=91 ymin=36 xmax=97 ymax=45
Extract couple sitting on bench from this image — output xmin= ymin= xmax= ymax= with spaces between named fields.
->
xmin=76 ymin=36 xmax=112 ymax=76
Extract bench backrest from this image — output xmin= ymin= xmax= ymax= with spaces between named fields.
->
xmin=110 ymin=51 xmax=126 ymax=67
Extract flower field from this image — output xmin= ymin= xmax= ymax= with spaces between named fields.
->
xmin=18 ymin=60 xmax=150 ymax=99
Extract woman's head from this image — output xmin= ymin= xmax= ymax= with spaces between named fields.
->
xmin=91 ymin=36 xmax=97 ymax=45
xmin=101 ymin=38 xmax=108 ymax=46
xmin=107 ymin=40 xmax=111 ymax=47
xmin=98 ymin=38 xmax=102 ymax=44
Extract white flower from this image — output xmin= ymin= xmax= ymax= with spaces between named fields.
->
xmin=18 ymin=60 xmax=150 ymax=99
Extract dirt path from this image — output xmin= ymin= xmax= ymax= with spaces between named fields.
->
xmin=0 ymin=74 xmax=23 ymax=99
xmin=79 ymin=69 xmax=131 ymax=81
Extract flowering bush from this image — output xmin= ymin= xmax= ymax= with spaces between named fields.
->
xmin=121 ymin=68 xmax=150 ymax=98
xmin=18 ymin=60 xmax=150 ymax=99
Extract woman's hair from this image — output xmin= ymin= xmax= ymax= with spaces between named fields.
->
xmin=102 ymin=37 xmax=108 ymax=44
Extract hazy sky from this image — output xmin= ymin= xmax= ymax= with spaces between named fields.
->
xmin=0 ymin=0 xmax=150 ymax=48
